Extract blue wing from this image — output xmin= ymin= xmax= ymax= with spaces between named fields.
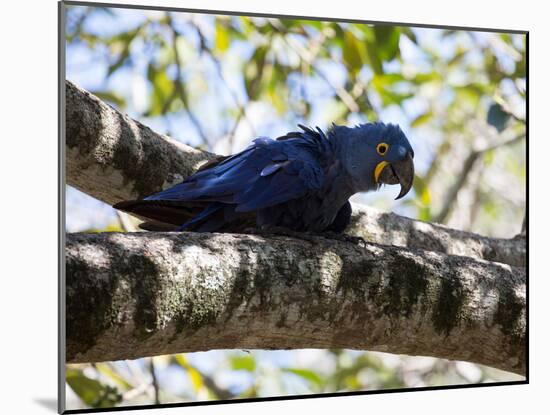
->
xmin=144 ymin=137 xmax=325 ymax=212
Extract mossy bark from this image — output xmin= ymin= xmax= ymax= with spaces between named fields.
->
xmin=66 ymin=231 xmax=525 ymax=375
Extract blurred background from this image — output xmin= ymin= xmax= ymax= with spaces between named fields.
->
xmin=64 ymin=4 xmax=526 ymax=410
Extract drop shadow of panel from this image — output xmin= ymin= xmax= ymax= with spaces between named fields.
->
xmin=34 ymin=397 xmax=57 ymax=412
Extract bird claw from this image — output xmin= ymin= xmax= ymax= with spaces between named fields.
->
xmin=242 ymin=227 xmax=367 ymax=247
xmin=322 ymin=232 xmax=368 ymax=247
xmin=245 ymin=226 xmax=322 ymax=243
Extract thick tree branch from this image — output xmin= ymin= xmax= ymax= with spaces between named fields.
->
xmin=65 ymin=80 xmax=525 ymax=266
xmin=65 ymin=80 xmax=217 ymax=205
xmin=348 ymin=208 xmax=526 ymax=267
xmin=66 ymin=231 xmax=525 ymax=375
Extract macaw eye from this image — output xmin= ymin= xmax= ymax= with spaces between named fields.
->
xmin=376 ymin=142 xmax=389 ymax=156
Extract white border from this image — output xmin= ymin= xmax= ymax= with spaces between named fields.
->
xmin=2 ymin=1 xmax=541 ymax=414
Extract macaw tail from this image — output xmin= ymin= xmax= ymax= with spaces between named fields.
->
xmin=113 ymin=200 xmax=254 ymax=232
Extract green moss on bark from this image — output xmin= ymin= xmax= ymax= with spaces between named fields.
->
xmin=383 ymin=254 xmax=429 ymax=318
xmin=432 ymin=274 xmax=467 ymax=336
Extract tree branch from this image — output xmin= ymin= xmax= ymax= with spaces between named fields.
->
xmin=434 ymin=134 xmax=525 ymax=224
xmin=65 ymin=80 xmax=217 ymax=205
xmin=65 ymin=80 xmax=525 ymax=266
xmin=166 ymin=13 xmax=211 ymax=147
xmin=349 ymin=206 xmax=526 ymax=267
xmin=66 ymin=231 xmax=525 ymax=375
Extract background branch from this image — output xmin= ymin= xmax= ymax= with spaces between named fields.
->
xmin=187 ymin=18 xmax=256 ymax=143
xmin=149 ymin=358 xmax=159 ymax=405
xmin=166 ymin=14 xmax=210 ymax=147
xmin=434 ymin=134 xmax=525 ymax=224
xmin=281 ymin=32 xmax=360 ymax=113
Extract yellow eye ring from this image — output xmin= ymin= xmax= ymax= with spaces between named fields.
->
xmin=376 ymin=143 xmax=389 ymax=156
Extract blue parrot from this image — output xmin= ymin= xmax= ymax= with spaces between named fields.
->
xmin=114 ymin=123 xmax=414 ymax=235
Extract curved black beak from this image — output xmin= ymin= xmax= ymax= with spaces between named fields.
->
xmin=393 ymin=152 xmax=414 ymax=199
xmin=377 ymin=152 xmax=415 ymax=200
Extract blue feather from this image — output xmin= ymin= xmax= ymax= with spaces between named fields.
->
xmin=144 ymin=136 xmax=325 ymax=212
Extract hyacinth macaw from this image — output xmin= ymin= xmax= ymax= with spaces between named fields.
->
xmin=114 ymin=122 xmax=414 ymax=235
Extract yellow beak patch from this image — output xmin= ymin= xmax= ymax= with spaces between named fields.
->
xmin=374 ymin=161 xmax=390 ymax=183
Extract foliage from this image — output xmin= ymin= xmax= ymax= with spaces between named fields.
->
xmin=66 ymin=368 xmax=122 ymax=408
xmin=66 ymin=351 xmax=523 ymax=409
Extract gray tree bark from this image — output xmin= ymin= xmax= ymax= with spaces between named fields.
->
xmin=64 ymin=80 xmax=526 ymax=374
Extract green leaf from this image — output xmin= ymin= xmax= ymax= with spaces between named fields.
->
xmin=105 ymin=27 xmax=141 ymax=76
xmin=513 ymin=48 xmax=526 ymax=79
xmin=302 ymin=20 xmax=324 ymax=31
xmin=228 ymin=24 xmax=247 ymax=41
xmin=373 ymin=26 xmax=401 ymax=61
xmin=343 ymin=30 xmax=366 ymax=75
xmin=214 ymin=20 xmax=230 ymax=53
xmin=441 ymin=29 xmax=457 ymax=38
xmin=238 ymin=16 xmax=256 ymax=36
xmin=89 ymin=91 xmax=126 ymax=109
xmin=283 ymin=368 xmax=323 ymax=387
xmin=107 ymin=49 xmax=130 ymax=76
xmin=279 ymin=19 xmax=302 ymax=31
xmin=174 ymin=355 xmax=204 ymax=393
xmin=487 ymin=102 xmax=510 ymax=132
xmin=481 ymin=48 xmax=507 ymax=84
xmin=366 ymin=42 xmax=384 ymax=74
xmin=187 ymin=367 xmax=204 ymax=392
xmin=146 ymin=63 xmax=175 ymax=116
xmin=83 ymin=223 xmax=125 ymax=233
xmin=483 ymin=199 xmax=500 ymax=219
xmin=371 ymin=73 xmax=411 ymax=104
xmin=448 ymin=48 xmax=467 ymax=67
xmin=329 ymin=23 xmax=346 ymax=48
xmin=372 ymin=73 xmax=404 ymax=87
xmin=400 ymin=27 xmax=418 ymax=43
xmin=230 ymin=355 xmax=256 ymax=372
xmin=94 ymin=363 xmax=132 ymax=391
xmin=412 ymin=72 xmax=440 ymax=83
xmin=484 ymin=148 xmax=495 ymax=165
xmin=417 ymin=206 xmax=432 ymax=222
xmin=412 ymin=174 xmax=431 ymax=206
xmin=410 ymin=111 xmax=433 ymax=127
xmin=66 ymin=369 xmax=122 ymax=408
xmin=454 ymin=85 xmax=481 ymax=108
xmin=264 ymin=63 xmax=289 ymax=114
xmin=357 ymin=25 xmax=375 ymax=42
xmin=324 ymin=100 xmax=349 ymax=124
xmin=378 ymin=89 xmax=412 ymax=105
xmin=244 ymin=46 xmax=268 ymax=100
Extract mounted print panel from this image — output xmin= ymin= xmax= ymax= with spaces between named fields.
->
xmin=59 ymin=1 xmax=527 ymax=413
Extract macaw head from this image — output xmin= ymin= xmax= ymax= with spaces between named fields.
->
xmin=334 ymin=122 xmax=415 ymax=199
